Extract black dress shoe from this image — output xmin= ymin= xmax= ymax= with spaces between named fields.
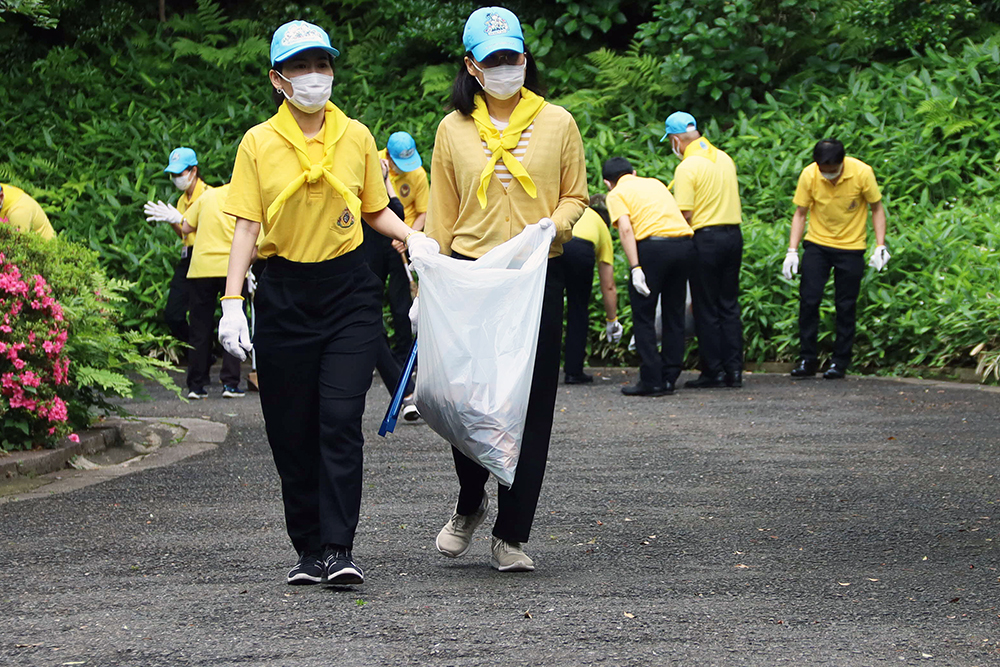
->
xmin=564 ymin=372 xmax=594 ymax=385
xmin=823 ymin=363 xmax=846 ymax=379
xmin=684 ymin=371 xmax=726 ymax=389
xmin=621 ymin=381 xmax=672 ymax=397
xmin=790 ymin=359 xmax=818 ymax=377
xmin=725 ymin=371 xmax=743 ymax=388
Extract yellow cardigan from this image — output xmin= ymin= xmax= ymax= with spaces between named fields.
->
xmin=425 ymin=103 xmax=589 ymax=258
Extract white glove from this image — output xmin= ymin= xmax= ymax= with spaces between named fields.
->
xmin=782 ymin=249 xmax=799 ymax=280
xmin=408 ymin=296 xmax=419 ymax=335
xmin=246 ymin=270 xmax=257 ymax=295
xmin=631 ymin=266 xmax=651 ymax=297
xmin=868 ymin=245 xmax=890 ymax=271
xmin=218 ymin=298 xmax=252 ymax=361
xmin=605 ymin=318 xmax=623 ymax=343
xmin=144 ymin=200 xmax=183 ymax=225
xmin=536 ymin=217 xmax=555 ymax=231
xmin=406 ymin=232 xmax=440 ymax=261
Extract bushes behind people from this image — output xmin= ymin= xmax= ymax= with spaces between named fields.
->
xmin=1 ymin=1 xmax=999 ymax=377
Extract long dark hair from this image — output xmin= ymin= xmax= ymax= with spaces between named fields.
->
xmin=450 ymin=51 xmax=545 ymax=116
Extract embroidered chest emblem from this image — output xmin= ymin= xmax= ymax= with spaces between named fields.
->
xmin=484 ymin=13 xmax=509 ymax=36
xmin=847 ymin=199 xmax=859 ymax=212
xmin=336 ymin=207 xmax=356 ymax=229
xmin=400 ymin=183 xmax=411 ymax=198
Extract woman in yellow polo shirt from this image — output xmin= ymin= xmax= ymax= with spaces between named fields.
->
xmin=0 ymin=184 xmax=56 ymax=239
xmin=424 ymin=7 xmax=588 ymax=573
xmin=217 ymin=21 xmax=435 ymax=588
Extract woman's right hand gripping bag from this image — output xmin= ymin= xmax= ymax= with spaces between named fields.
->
xmin=410 ymin=222 xmax=556 ymax=488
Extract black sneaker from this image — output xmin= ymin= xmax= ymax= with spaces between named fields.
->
xmin=287 ymin=551 xmax=325 ymax=585
xmin=324 ymin=546 xmax=364 ymax=586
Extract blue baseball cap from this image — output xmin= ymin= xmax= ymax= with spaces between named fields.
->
xmin=660 ymin=112 xmax=698 ymax=141
xmin=463 ymin=7 xmax=524 ymax=62
xmin=270 ymin=20 xmax=340 ymax=66
xmin=386 ymin=132 xmax=422 ymax=172
xmin=164 ymin=147 xmax=198 ymax=174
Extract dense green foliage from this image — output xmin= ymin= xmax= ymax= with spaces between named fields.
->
xmin=2 ymin=0 xmax=999 ymax=379
xmin=0 ymin=225 xmax=177 ymax=451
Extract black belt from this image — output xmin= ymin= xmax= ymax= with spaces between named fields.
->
xmin=639 ymin=235 xmax=692 ymax=242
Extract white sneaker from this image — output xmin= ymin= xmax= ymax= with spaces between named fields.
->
xmin=401 ymin=395 xmax=420 ymax=421
xmin=187 ymin=389 xmax=208 ymax=400
xmin=435 ymin=493 xmax=488 ymax=558
xmin=490 ymin=537 xmax=535 ymax=572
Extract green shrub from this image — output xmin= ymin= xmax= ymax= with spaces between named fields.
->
xmin=0 ymin=224 xmax=177 ymax=451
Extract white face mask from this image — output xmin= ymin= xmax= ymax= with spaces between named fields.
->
xmin=172 ymin=172 xmax=194 ymax=191
xmin=472 ymin=62 xmax=526 ymax=101
xmin=277 ymin=71 xmax=333 ymax=114
xmin=820 ymin=165 xmax=843 ymax=181
xmin=671 ymin=137 xmax=684 ymax=159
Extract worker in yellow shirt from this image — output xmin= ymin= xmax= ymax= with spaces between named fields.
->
xmin=782 ymin=138 xmax=890 ymax=379
xmin=143 ymin=147 xmax=209 ymax=349
xmin=604 ymin=157 xmax=694 ymax=397
xmin=217 ymin=20 xmax=431 ymax=588
xmin=178 ymin=184 xmax=247 ymax=400
xmin=371 ymin=131 xmax=427 ymax=362
xmin=424 ymin=6 xmax=588 ymax=573
xmin=663 ymin=112 xmax=745 ymax=389
xmin=0 ymin=183 xmax=56 ymax=239
xmin=562 ymin=194 xmax=621 ymax=384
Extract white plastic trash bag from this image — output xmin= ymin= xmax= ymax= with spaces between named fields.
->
xmin=410 ymin=223 xmax=556 ymax=487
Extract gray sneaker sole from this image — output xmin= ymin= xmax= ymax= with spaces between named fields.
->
xmin=490 ymin=556 xmax=535 ymax=572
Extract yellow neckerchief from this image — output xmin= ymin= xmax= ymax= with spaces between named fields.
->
xmin=0 ymin=183 xmax=25 ymax=216
xmin=180 ymin=178 xmax=207 ymax=211
xmin=266 ymin=100 xmax=361 ymax=227
xmin=471 ymin=88 xmax=547 ymax=208
xmin=682 ymin=136 xmax=719 ymax=163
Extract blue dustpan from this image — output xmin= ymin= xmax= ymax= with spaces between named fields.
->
xmin=378 ymin=339 xmax=417 ymax=437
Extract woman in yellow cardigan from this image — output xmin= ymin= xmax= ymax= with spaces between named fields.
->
xmin=424 ymin=6 xmax=588 ymax=573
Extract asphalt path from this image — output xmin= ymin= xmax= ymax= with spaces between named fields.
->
xmin=1 ymin=368 xmax=998 ymax=666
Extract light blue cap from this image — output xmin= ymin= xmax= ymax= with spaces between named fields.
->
xmin=164 ymin=147 xmax=197 ymax=174
xmin=661 ymin=112 xmax=698 ymax=141
xmin=387 ymin=132 xmax=422 ymax=172
xmin=463 ymin=7 xmax=524 ymax=62
xmin=270 ymin=20 xmax=340 ymax=66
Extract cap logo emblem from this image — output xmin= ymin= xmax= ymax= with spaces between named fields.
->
xmin=484 ymin=13 xmax=509 ymax=36
xmin=398 ymin=148 xmax=415 ymax=159
xmin=282 ymin=23 xmax=323 ymax=46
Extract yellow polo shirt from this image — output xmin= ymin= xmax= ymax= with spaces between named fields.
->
xmin=425 ymin=103 xmax=589 ymax=259
xmin=794 ymin=156 xmax=882 ymax=251
xmin=176 ymin=178 xmax=207 ymax=248
xmin=185 ymin=184 xmax=236 ymax=279
xmin=606 ymin=174 xmax=692 ymax=241
xmin=0 ymin=184 xmax=55 ymax=240
xmin=572 ymin=207 xmax=614 ymax=266
xmin=226 ymin=115 xmax=389 ymax=263
xmin=673 ymin=137 xmax=742 ymax=230
xmin=379 ymin=148 xmax=429 ymax=227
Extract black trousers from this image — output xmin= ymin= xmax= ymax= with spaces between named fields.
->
xmin=690 ymin=225 xmax=744 ymax=375
xmin=164 ymin=252 xmax=191 ymax=343
xmin=253 ymin=250 xmax=382 ymax=554
xmin=562 ymin=237 xmax=596 ymax=377
xmin=186 ymin=276 xmax=241 ymax=391
xmin=798 ymin=240 xmax=865 ymax=369
xmin=632 ymin=236 xmax=695 ymax=385
xmin=452 ymin=255 xmax=566 ymax=544
xmin=362 ymin=222 xmax=413 ymax=363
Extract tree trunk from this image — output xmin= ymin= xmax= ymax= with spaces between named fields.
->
xmin=159 ymin=0 xmax=166 ymax=22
